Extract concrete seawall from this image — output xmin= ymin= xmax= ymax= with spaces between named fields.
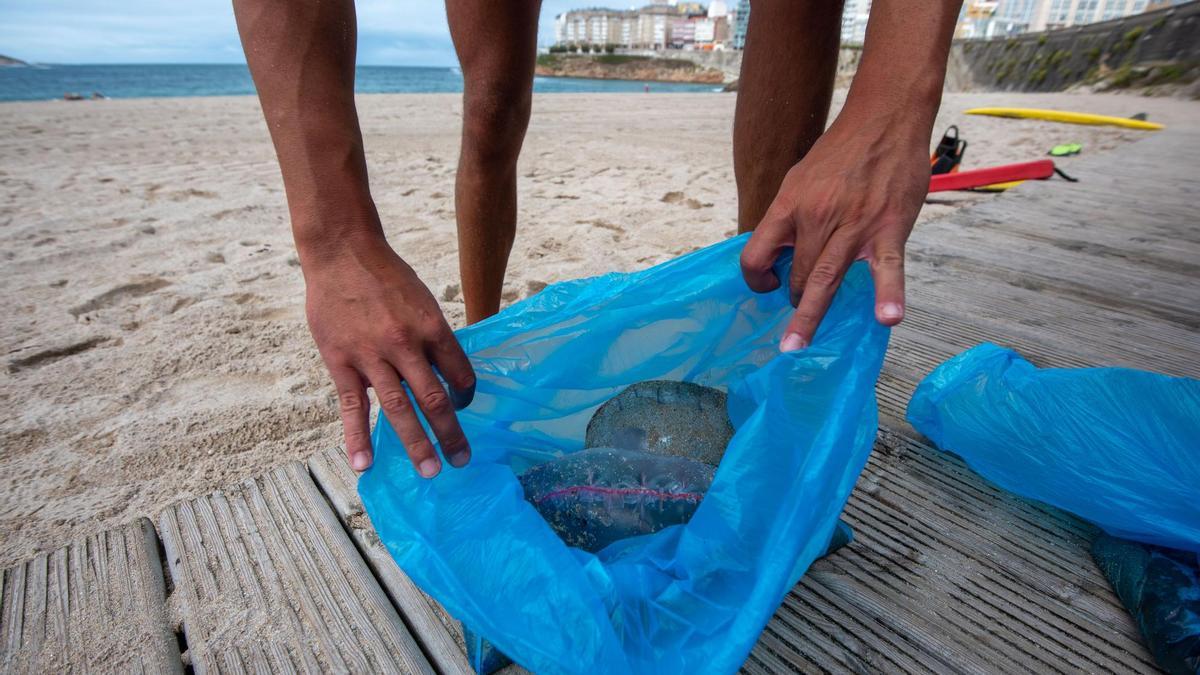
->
xmin=618 ymin=0 xmax=1197 ymax=94
xmin=616 ymin=47 xmax=864 ymax=87
xmin=949 ymin=0 xmax=1200 ymax=92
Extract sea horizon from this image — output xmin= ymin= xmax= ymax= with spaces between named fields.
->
xmin=0 ymin=62 xmax=723 ymax=102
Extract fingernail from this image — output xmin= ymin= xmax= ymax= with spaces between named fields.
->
xmin=449 ymin=383 xmax=475 ymax=410
xmin=448 ymin=449 xmax=471 ymax=468
xmin=879 ymin=302 xmax=905 ymax=321
xmin=780 ymin=333 xmax=807 ymax=352
xmin=418 ymin=457 xmax=441 ymax=478
xmin=350 ymin=452 xmax=371 ymax=472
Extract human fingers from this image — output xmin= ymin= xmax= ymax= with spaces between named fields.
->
xmin=429 ymin=327 xmax=476 ymax=411
xmin=780 ymin=233 xmax=857 ymax=352
xmin=740 ymin=202 xmax=796 ymax=293
xmin=395 ymin=357 xmax=472 ymax=469
xmin=870 ymin=238 xmax=906 ymax=326
xmin=329 ymin=365 xmax=374 ymax=472
xmin=365 ymin=362 xmax=442 ymax=478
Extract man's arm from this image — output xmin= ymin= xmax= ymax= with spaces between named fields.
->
xmin=740 ymin=0 xmax=962 ymax=350
xmin=232 ymin=0 xmax=475 ymax=475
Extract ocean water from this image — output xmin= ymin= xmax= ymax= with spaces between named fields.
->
xmin=0 ymin=63 xmax=722 ymax=102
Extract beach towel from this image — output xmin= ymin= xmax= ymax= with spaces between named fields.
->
xmin=359 ymin=235 xmax=891 ymax=674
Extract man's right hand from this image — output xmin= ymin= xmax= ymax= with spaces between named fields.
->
xmin=232 ymin=0 xmax=474 ymax=475
xmin=303 ymin=232 xmax=476 ymax=476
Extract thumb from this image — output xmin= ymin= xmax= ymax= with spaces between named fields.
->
xmin=740 ymin=204 xmax=795 ymax=293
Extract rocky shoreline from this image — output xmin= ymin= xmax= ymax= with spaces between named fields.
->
xmin=535 ymin=54 xmax=724 ymax=85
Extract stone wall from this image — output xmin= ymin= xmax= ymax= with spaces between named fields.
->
xmin=949 ymin=1 xmax=1200 ymax=92
xmin=620 ymin=47 xmax=865 ymax=87
xmin=615 ymin=2 xmax=1199 ymax=94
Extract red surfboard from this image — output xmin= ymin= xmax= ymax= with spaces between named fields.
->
xmin=929 ymin=159 xmax=1057 ymax=193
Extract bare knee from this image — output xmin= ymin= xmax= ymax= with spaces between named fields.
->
xmin=461 ymin=78 xmax=532 ymax=167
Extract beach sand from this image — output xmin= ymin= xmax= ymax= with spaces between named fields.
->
xmin=1 ymin=90 xmax=1196 ymax=567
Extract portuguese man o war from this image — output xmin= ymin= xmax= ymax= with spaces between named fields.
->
xmin=584 ymin=380 xmax=734 ymax=466
xmin=466 ymin=380 xmax=857 ymax=674
xmin=520 ymin=447 xmax=716 ymax=553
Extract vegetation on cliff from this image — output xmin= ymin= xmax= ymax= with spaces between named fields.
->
xmin=535 ymin=54 xmax=724 ymax=84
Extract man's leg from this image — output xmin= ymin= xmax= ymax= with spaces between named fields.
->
xmin=734 ymin=0 xmax=845 ymax=233
xmin=446 ymin=0 xmax=541 ymax=323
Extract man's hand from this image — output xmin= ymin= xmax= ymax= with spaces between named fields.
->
xmin=304 ymin=233 xmax=475 ymax=475
xmin=740 ymin=113 xmax=929 ymax=351
xmin=233 ymin=0 xmax=475 ymax=475
xmin=739 ymin=0 xmax=961 ymax=350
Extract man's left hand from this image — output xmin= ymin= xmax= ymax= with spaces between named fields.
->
xmin=740 ymin=113 xmax=929 ymax=351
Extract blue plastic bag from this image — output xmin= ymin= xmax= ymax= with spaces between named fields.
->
xmin=907 ymin=343 xmax=1200 ymax=553
xmin=359 ymin=235 xmax=890 ymax=674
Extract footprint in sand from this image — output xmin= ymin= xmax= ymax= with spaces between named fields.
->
xmin=7 ymin=337 xmax=112 ymax=374
xmin=230 ymin=292 xmax=261 ymax=306
xmin=440 ymin=283 xmax=461 ymax=302
xmin=578 ymin=218 xmax=624 ymax=234
xmin=152 ymin=372 xmax=279 ymax=412
xmin=69 ymin=278 xmax=171 ymax=318
xmin=661 ymin=191 xmax=712 ymax=209
xmin=210 ymin=205 xmax=262 ymax=221
xmin=167 ymin=188 xmax=217 ymax=202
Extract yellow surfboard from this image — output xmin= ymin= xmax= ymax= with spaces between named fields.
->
xmin=974 ymin=180 xmax=1027 ymax=192
xmin=965 ymin=107 xmax=1165 ymax=131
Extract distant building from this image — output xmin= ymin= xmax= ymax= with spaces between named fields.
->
xmin=732 ymin=0 xmax=750 ymax=49
xmin=671 ymin=17 xmax=698 ymax=47
xmin=554 ymin=0 xmax=1069 ymax=51
xmin=841 ymin=0 xmax=873 ymax=44
xmin=956 ymin=1 xmax=1006 ymax=38
xmin=953 ymin=0 xmax=1172 ymax=36
xmin=553 ymin=2 xmax=738 ymax=50
xmin=1034 ymin=0 xmax=1149 ymax=29
xmin=642 ymin=4 xmax=675 ymax=48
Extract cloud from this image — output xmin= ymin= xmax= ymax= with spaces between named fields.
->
xmin=0 ymin=0 xmax=634 ymax=65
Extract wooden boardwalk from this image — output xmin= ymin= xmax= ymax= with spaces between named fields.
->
xmin=2 ymin=127 xmax=1196 ymax=674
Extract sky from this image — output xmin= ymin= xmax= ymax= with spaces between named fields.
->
xmin=0 ymin=0 xmax=606 ymax=66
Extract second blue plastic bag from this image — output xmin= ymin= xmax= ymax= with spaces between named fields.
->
xmin=359 ymin=235 xmax=890 ymax=674
xmin=907 ymin=343 xmax=1200 ymax=554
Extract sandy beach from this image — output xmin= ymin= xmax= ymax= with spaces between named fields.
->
xmin=0 ymin=90 xmax=1196 ymax=568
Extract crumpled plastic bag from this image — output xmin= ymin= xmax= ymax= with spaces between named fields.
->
xmin=906 ymin=342 xmax=1200 ymax=553
xmin=359 ymin=235 xmax=890 ymax=674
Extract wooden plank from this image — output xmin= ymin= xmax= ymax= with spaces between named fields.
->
xmin=158 ymin=461 xmax=434 ymax=674
xmin=747 ymin=432 xmax=1158 ymax=675
xmin=307 ymin=445 xmax=475 ymax=675
xmin=0 ymin=518 xmax=181 ymax=674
